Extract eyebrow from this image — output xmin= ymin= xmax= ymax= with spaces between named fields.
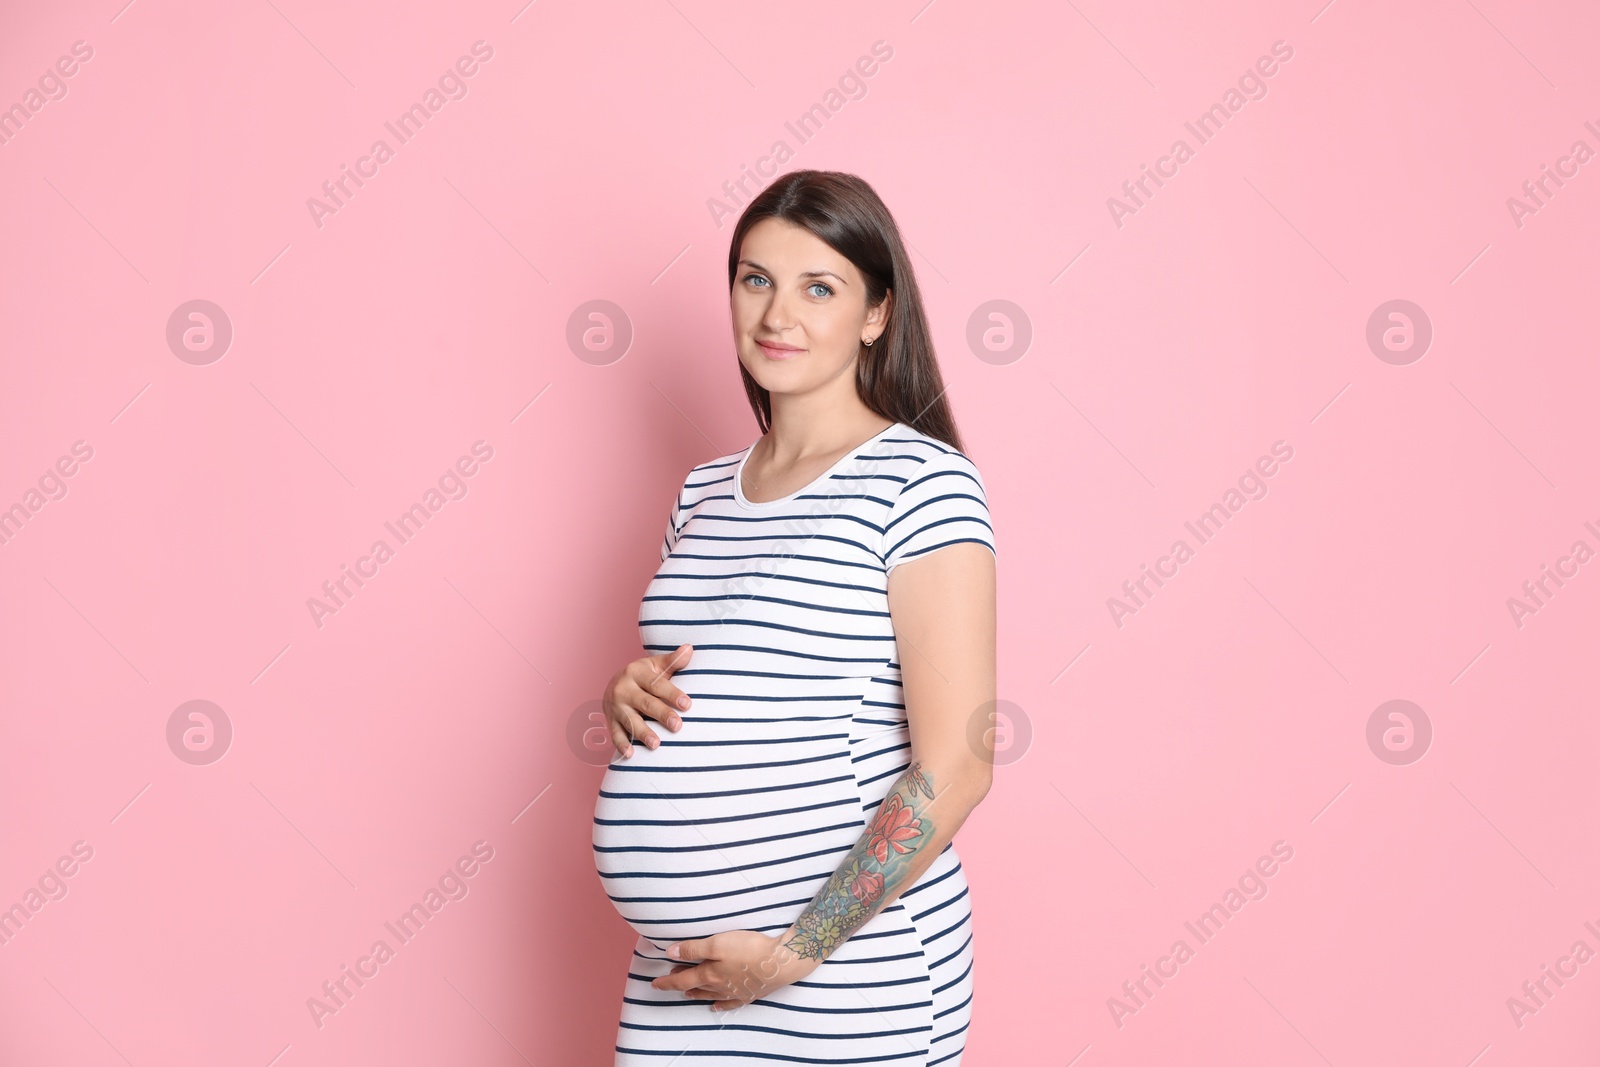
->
xmin=737 ymin=260 xmax=848 ymax=285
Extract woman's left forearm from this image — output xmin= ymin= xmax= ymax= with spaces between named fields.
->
xmin=777 ymin=755 xmax=990 ymax=963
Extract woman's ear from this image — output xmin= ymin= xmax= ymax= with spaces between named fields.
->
xmin=870 ymin=289 xmax=894 ymax=330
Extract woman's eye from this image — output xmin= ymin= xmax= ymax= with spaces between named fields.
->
xmin=741 ymin=274 xmax=830 ymax=298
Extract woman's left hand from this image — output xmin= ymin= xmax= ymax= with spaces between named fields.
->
xmin=651 ymin=928 xmax=820 ymax=1011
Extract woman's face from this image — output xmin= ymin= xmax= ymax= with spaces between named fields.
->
xmin=731 ymin=217 xmax=888 ymax=403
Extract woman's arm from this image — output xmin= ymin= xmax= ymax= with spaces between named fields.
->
xmin=779 ymin=539 xmax=997 ymax=962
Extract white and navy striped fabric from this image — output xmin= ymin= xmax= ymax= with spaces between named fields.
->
xmin=593 ymin=420 xmax=996 ymax=1065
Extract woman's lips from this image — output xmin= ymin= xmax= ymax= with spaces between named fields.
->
xmin=757 ymin=341 xmax=803 ymax=360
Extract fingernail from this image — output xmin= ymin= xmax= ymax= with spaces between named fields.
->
xmin=666 ymin=944 xmax=680 ymax=959
xmin=677 ymin=696 xmax=690 ymax=710
xmin=670 ymin=718 xmax=681 ymax=731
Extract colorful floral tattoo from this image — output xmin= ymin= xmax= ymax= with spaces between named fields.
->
xmin=781 ymin=760 xmax=942 ymax=962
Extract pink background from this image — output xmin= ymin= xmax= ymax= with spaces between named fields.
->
xmin=3 ymin=0 xmax=1598 ymax=1063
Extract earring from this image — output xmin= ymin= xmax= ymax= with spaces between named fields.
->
xmin=863 ymin=337 xmax=874 ymax=346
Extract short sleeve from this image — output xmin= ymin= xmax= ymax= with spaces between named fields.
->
xmin=659 ymin=486 xmax=683 ymax=562
xmin=882 ymin=449 xmax=996 ymax=574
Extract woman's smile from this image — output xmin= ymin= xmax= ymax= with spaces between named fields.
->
xmin=756 ymin=339 xmax=804 ymax=360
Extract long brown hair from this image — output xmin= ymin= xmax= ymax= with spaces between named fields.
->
xmin=725 ymin=170 xmax=965 ymax=454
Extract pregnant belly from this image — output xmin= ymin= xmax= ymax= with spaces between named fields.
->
xmin=592 ymin=709 xmax=870 ymax=944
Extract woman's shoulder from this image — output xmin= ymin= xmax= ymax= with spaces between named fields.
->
xmin=675 ymin=441 xmax=747 ymax=500
xmin=881 ymin=422 xmax=987 ymax=485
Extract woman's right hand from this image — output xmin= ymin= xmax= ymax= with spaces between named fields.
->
xmin=603 ymin=643 xmax=693 ymax=758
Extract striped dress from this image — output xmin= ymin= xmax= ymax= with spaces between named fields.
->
xmin=593 ymin=420 xmax=997 ymax=1066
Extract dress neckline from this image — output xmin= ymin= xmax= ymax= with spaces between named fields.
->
xmin=733 ymin=421 xmax=903 ymax=511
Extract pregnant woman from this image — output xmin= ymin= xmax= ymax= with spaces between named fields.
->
xmin=593 ymin=170 xmax=998 ymax=1065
